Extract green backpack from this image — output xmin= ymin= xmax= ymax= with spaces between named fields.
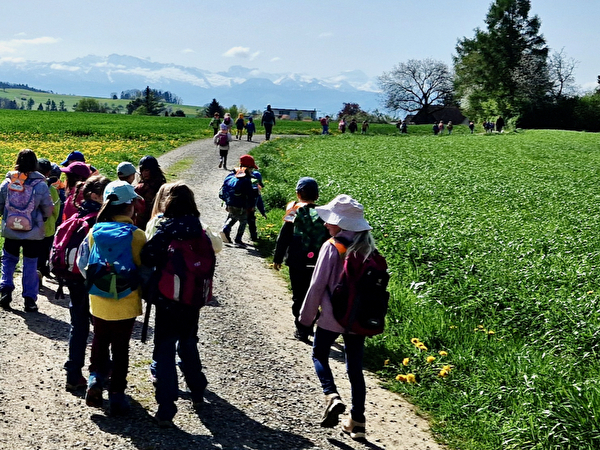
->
xmin=292 ymin=205 xmax=330 ymax=268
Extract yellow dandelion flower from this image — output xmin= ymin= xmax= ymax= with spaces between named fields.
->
xmin=587 ymin=291 xmax=594 ymax=294
xmin=406 ymin=373 xmax=416 ymax=384
xmin=439 ymin=351 xmax=448 ymax=357
xmin=395 ymin=374 xmax=407 ymax=382
xmin=478 ymin=325 xmax=484 ymax=329
xmin=426 ymin=356 xmax=436 ymax=363
xmin=443 ymin=365 xmax=451 ymax=372
xmin=449 ymin=325 xmax=457 ymax=329
xmin=488 ymin=330 xmax=495 ymax=335
xmin=384 ymin=359 xmax=390 ymax=366
xmin=411 ymin=338 xmax=420 ymax=345
xmin=417 ymin=344 xmax=428 ymax=351
xmin=403 ymin=358 xmax=410 ymax=366
xmin=438 ymin=369 xmax=448 ymax=378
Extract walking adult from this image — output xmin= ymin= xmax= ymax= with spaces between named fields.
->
xmin=299 ymin=194 xmax=377 ymax=440
xmin=0 ymin=149 xmax=54 ymax=312
xmin=261 ymin=105 xmax=276 ymax=141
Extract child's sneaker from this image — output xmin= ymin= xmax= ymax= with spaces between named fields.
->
xmin=341 ymin=418 xmax=366 ymax=440
xmin=66 ymin=375 xmax=87 ymax=392
xmin=109 ymin=392 xmax=131 ymax=416
xmin=85 ymin=373 xmax=103 ymax=408
xmin=24 ymin=297 xmax=38 ymax=312
xmin=220 ymin=230 xmax=231 ymax=244
xmin=153 ymin=413 xmax=173 ymax=428
xmin=321 ymin=393 xmax=346 ymax=427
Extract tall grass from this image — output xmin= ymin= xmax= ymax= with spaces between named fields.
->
xmin=252 ymin=129 xmax=600 ymax=449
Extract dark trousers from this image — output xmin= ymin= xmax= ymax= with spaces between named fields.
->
xmin=289 ymin=265 xmax=315 ymax=334
xmin=89 ymin=316 xmax=135 ymax=394
xmin=264 ymin=123 xmax=273 ymax=140
xmin=154 ymin=305 xmax=207 ymax=420
xmin=64 ymin=279 xmax=91 ymax=382
xmin=312 ymin=327 xmax=366 ymax=423
xmin=37 ymin=235 xmax=54 ymax=275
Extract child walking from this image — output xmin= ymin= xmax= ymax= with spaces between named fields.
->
xmin=299 ymin=194 xmax=376 ymax=439
xmin=273 ymin=177 xmax=329 ymax=342
xmin=245 ymin=117 xmax=256 ymax=141
xmin=77 ymin=181 xmax=147 ymax=415
xmin=140 ymin=182 xmax=216 ymax=427
xmin=0 ymin=149 xmax=54 ymax=312
xmin=213 ymin=123 xmax=232 ymax=170
xmin=235 ymin=113 xmax=245 ymax=140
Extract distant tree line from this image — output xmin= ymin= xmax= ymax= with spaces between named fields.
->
xmin=119 ymin=88 xmax=182 ymax=105
xmin=0 ymin=81 xmax=50 ymax=93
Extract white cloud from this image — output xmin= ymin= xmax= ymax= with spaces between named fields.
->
xmin=50 ymin=63 xmax=80 ymax=72
xmin=0 ymin=56 xmax=26 ymax=64
xmin=318 ymin=32 xmax=333 ymax=38
xmin=112 ymin=66 xmax=211 ymax=88
xmin=249 ymin=51 xmax=261 ymax=61
xmin=223 ymin=46 xmax=252 ymax=58
xmin=181 ymin=48 xmax=194 ymax=54
xmin=0 ymin=36 xmax=60 ymax=54
xmin=270 ymin=57 xmax=281 ymax=62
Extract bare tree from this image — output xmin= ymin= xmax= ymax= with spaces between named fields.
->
xmin=548 ymin=48 xmax=578 ymax=98
xmin=378 ymin=59 xmax=453 ymax=113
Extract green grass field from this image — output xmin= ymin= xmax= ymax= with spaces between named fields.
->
xmin=251 ymin=129 xmax=600 ymax=450
xmin=0 ymin=88 xmax=203 ymax=116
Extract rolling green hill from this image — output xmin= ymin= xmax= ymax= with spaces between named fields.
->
xmin=0 ymin=87 xmax=203 ymax=116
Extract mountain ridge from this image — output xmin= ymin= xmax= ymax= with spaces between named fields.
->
xmin=0 ymin=54 xmax=381 ymax=113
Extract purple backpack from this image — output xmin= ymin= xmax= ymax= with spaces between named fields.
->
xmin=5 ymin=172 xmax=42 ymax=232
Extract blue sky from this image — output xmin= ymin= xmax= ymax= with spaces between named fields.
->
xmin=1 ymin=0 xmax=598 ymax=90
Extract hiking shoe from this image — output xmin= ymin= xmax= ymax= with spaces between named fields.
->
xmin=24 ymin=297 xmax=38 ymax=312
xmin=154 ymin=413 xmax=174 ymax=428
xmin=218 ymin=159 xmax=223 ymax=168
xmin=109 ymin=392 xmax=131 ymax=416
xmin=341 ymin=418 xmax=366 ymax=440
xmin=66 ymin=376 xmax=87 ymax=392
xmin=294 ymin=329 xmax=311 ymax=344
xmin=85 ymin=374 xmax=103 ymax=408
xmin=0 ymin=291 xmax=12 ymax=310
xmin=220 ymin=230 xmax=231 ymax=244
xmin=234 ymin=240 xmax=247 ymax=248
xmin=321 ymin=393 xmax=346 ymax=427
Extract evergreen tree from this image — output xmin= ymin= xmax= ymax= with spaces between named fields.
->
xmin=206 ymin=98 xmax=225 ymax=118
xmin=454 ymin=0 xmax=549 ymax=119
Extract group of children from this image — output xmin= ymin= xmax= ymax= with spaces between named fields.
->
xmin=0 ymin=148 xmax=221 ymax=427
xmin=0 ymin=147 xmax=377 ymax=440
xmin=210 ymin=112 xmax=256 ymax=141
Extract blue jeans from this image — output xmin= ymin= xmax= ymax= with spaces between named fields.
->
xmin=223 ymin=206 xmax=248 ymax=242
xmin=1 ymin=240 xmax=39 ymax=300
xmin=154 ymin=304 xmax=208 ymax=421
xmin=312 ymin=327 xmax=366 ymax=423
xmin=64 ymin=279 xmax=91 ymax=382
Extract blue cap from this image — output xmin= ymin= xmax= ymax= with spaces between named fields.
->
xmin=61 ymin=151 xmax=85 ymax=166
xmin=103 ymin=180 xmax=143 ymax=205
xmin=296 ymin=177 xmax=319 ymax=200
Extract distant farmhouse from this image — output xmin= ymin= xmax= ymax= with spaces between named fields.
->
xmin=270 ymin=107 xmax=318 ymax=121
xmin=407 ymin=106 xmax=468 ymax=125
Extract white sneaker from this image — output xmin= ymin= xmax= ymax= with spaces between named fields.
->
xmin=341 ymin=418 xmax=366 ymax=440
xmin=321 ymin=393 xmax=345 ymax=427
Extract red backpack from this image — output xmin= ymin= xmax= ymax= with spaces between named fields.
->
xmin=157 ymin=230 xmax=216 ymax=308
xmin=50 ymin=212 xmax=97 ymax=281
xmin=328 ymin=237 xmax=390 ymax=336
xmin=218 ymin=132 xmax=229 ymax=146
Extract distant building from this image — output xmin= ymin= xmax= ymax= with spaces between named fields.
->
xmin=411 ymin=106 xmax=468 ymax=125
xmin=270 ymin=107 xmax=318 ymax=121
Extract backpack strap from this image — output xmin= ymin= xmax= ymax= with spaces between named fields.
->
xmin=328 ymin=237 xmax=349 ymax=255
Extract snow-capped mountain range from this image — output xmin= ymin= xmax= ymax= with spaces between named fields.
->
xmin=0 ymin=54 xmax=381 ymax=113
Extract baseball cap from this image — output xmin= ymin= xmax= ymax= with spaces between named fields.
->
xmin=60 ymin=161 xmax=91 ymax=179
xmin=117 ymin=162 xmax=137 ymax=177
xmin=60 ymin=151 xmax=85 ymax=166
xmin=239 ymin=154 xmax=258 ymax=169
xmin=103 ymin=180 xmax=143 ymax=205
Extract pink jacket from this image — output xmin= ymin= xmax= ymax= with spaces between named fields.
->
xmin=299 ymin=230 xmax=357 ymax=333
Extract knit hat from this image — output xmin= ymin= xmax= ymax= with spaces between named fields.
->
xmin=316 ymin=194 xmax=372 ymax=232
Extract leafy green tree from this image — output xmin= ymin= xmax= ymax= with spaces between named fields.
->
xmin=379 ymin=59 xmax=453 ymax=114
xmin=75 ymin=98 xmax=104 ymax=113
xmin=454 ymin=0 xmax=549 ymax=119
xmin=59 ymin=100 xmax=67 ymax=112
xmin=45 ymin=99 xmax=51 ymax=111
xmin=26 ymin=98 xmax=35 ymax=110
xmin=228 ymin=104 xmax=238 ymax=120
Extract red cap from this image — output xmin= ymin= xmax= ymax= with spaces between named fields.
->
xmin=239 ymin=154 xmax=258 ymax=169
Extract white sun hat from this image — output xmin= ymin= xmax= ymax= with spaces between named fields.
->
xmin=316 ymin=194 xmax=372 ymax=232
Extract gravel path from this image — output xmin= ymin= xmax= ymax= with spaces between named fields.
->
xmin=0 ymin=132 xmax=445 ymax=450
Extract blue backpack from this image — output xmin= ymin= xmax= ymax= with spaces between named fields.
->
xmin=219 ymin=171 xmax=250 ymax=208
xmin=85 ymin=222 xmax=139 ymax=300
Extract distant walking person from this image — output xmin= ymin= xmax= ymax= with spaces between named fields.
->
xmin=245 ymin=117 xmax=256 ymax=141
xmin=447 ymin=121 xmax=453 ymax=135
xmin=361 ymin=120 xmax=369 ymax=134
xmin=213 ymin=123 xmax=232 ymax=170
xmin=496 ymin=116 xmax=505 ymax=133
xmin=235 ymin=114 xmax=245 ymax=140
xmin=209 ymin=113 xmax=221 ymax=136
xmin=261 ymin=105 xmax=276 ymax=141
xmin=348 ymin=119 xmax=358 ymax=134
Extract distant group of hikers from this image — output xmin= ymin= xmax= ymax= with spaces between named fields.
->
xmin=0 ymin=137 xmax=390 ymax=440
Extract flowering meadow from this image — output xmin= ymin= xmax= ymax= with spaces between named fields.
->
xmin=253 ymin=129 xmax=600 ymax=450
xmin=0 ymin=110 xmax=212 ymax=175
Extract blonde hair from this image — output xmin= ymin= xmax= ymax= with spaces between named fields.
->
xmin=347 ymin=230 xmax=376 ymax=261
xmin=238 ymin=113 xmax=244 ymax=119
xmin=150 ymin=182 xmax=176 ymax=219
